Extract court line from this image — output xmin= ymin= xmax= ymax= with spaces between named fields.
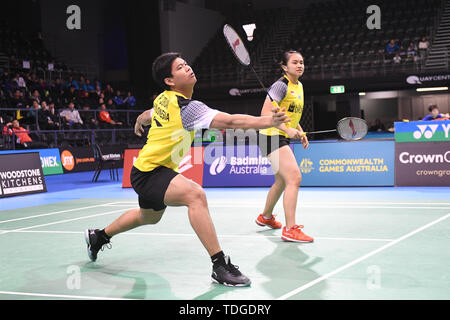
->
xmin=276 ymin=213 xmax=450 ymax=300
xmin=0 ymin=202 xmax=123 ymax=225
xmin=108 ymin=201 xmax=450 ymax=206
xmin=0 ymin=207 xmax=135 ymax=236
xmin=0 ymin=229 xmax=395 ymax=242
xmin=0 ymin=290 xmax=134 ymax=300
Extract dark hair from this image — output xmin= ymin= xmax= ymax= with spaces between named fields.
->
xmin=428 ymin=104 xmax=438 ymax=112
xmin=280 ymin=50 xmax=303 ymax=73
xmin=152 ymin=52 xmax=181 ymax=90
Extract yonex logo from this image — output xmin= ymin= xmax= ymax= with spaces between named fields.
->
xmin=413 ymin=124 xmax=439 ymax=139
xmin=209 ymin=156 xmax=227 ymax=175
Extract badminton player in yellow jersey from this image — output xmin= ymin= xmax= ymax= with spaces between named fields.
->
xmin=84 ymin=52 xmax=288 ymax=287
xmin=256 ymin=50 xmax=314 ymax=243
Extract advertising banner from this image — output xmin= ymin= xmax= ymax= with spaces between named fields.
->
xmin=395 ymin=120 xmax=450 ymax=143
xmin=59 ymin=145 xmax=126 ymax=173
xmin=0 ymin=152 xmax=47 ymax=198
xmin=202 ymin=144 xmax=275 ymax=187
xmin=293 ymin=141 xmax=395 ymax=186
xmin=395 ymin=142 xmax=450 ymax=186
xmin=122 ymin=147 xmax=204 ymax=188
xmin=0 ymin=149 xmax=63 ymax=175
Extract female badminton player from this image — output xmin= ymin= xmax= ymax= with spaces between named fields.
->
xmin=84 ymin=52 xmax=288 ymax=287
xmin=256 ymin=50 xmax=314 ymax=243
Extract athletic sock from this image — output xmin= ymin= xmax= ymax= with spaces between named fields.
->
xmin=211 ymin=251 xmax=226 ymax=266
xmin=99 ymin=229 xmax=112 ymax=241
xmin=262 ymin=215 xmax=273 ymax=220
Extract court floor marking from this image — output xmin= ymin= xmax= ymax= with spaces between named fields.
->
xmin=0 ymin=229 xmax=395 ymax=242
xmin=103 ymin=203 xmax=450 ymax=210
xmin=107 ymin=201 xmax=450 ymax=206
xmin=0 ymin=207 xmax=135 ymax=236
xmin=276 ymin=212 xmax=450 ymax=300
xmin=0 ymin=202 xmax=124 ymax=225
xmin=0 ymin=290 xmax=135 ymax=300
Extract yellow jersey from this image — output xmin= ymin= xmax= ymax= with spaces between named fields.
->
xmin=259 ymin=75 xmax=304 ymax=137
xmin=133 ymin=90 xmax=218 ymax=172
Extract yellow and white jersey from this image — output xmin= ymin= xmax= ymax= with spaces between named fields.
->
xmin=133 ymin=90 xmax=219 ymax=172
xmin=259 ymin=75 xmax=304 ymax=137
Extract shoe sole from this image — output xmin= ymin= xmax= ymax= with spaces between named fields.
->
xmin=84 ymin=229 xmax=96 ymax=262
xmin=255 ymin=219 xmax=282 ymax=229
xmin=281 ymin=235 xmax=314 ymax=243
xmin=211 ymin=277 xmax=251 ymax=287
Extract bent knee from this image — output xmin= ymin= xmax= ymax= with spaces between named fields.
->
xmin=285 ymin=172 xmax=302 ymax=187
xmin=140 ymin=208 xmax=164 ymax=224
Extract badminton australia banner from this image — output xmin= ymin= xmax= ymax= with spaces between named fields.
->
xmin=293 ymin=141 xmax=395 ymax=186
xmin=0 ymin=152 xmax=47 ymax=198
xmin=202 ymin=144 xmax=275 ymax=187
xmin=395 ymin=120 xmax=450 ymax=143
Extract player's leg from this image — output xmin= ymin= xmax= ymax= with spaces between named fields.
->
xmin=261 ymin=173 xmax=285 ymax=218
xmin=84 ymin=208 xmax=165 ymax=262
xmin=164 ymin=173 xmax=251 ymax=286
xmin=275 ymin=145 xmax=314 ymax=242
xmin=255 ymin=173 xmax=284 ymax=229
xmin=164 ymin=173 xmax=220 ymax=256
xmin=104 ymin=207 xmax=165 ymax=237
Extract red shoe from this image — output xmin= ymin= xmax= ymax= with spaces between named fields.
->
xmin=281 ymin=225 xmax=314 ymax=243
xmin=255 ymin=214 xmax=282 ymax=229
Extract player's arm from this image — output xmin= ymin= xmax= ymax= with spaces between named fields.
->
xmin=134 ymin=108 xmax=153 ymax=136
xmin=210 ymin=109 xmax=288 ymax=130
xmin=261 ymin=96 xmax=301 ymax=139
xmin=179 ymin=99 xmax=288 ymax=132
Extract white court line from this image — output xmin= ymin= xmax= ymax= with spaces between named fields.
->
xmin=103 ymin=202 xmax=450 ymax=210
xmin=0 ymin=229 xmax=395 ymax=242
xmin=0 ymin=290 xmax=134 ymax=300
xmin=277 ymin=213 xmax=450 ymax=300
xmin=0 ymin=202 xmax=122 ymax=225
xmin=0 ymin=207 xmax=135 ymax=236
xmin=109 ymin=201 xmax=450 ymax=206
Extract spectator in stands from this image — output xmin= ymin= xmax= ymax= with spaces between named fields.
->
xmin=29 ymin=89 xmax=41 ymax=105
xmin=124 ymin=91 xmax=136 ymax=107
xmin=26 ymin=100 xmax=46 ymax=128
xmin=94 ymin=85 xmax=102 ymax=98
xmin=60 ymin=102 xmax=84 ymax=129
xmin=369 ymin=119 xmax=386 ymax=132
xmin=2 ymin=119 xmax=47 ymax=149
xmin=418 ymin=36 xmax=430 ymax=60
xmin=66 ymin=76 xmax=79 ymax=90
xmin=103 ymin=84 xmax=114 ymax=100
xmin=393 ymin=53 xmax=402 ymax=64
xmin=80 ymin=105 xmax=98 ymax=129
xmin=42 ymin=102 xmax=60 ymax=130
xmin=385 ymin=40 xmax=400 ymax=59
xmin=83 ymin=79 xmax=95 ymax=92
xmin=12 ymin=73 xmax=27 ymax=89
xmin=64 ymin=85 xmax=78 ymax=104
xmin=422 ymin=105 xmax=450 ymax=121
xmin=113 ymin=90 xmax=124 ymax=107
xmin=406 ymin=42 xmax=418 ymax=62
xmin=98 ymin=103 xmax=122 ymax=127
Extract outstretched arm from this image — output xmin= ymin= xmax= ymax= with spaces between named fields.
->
xmin=209 ymin=108 xmax=289 ymax=130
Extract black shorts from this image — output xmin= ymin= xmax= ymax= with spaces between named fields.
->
xmin=258 ymin=133 xmax=291 ymax=157
xmin=130 ymin=165 xmax=178 ymax=211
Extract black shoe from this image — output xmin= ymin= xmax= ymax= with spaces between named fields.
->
xmin=84 ymin=229 xmax=111 ymax=262
xmin=211 ymin=256 xmax=251 ymax=287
